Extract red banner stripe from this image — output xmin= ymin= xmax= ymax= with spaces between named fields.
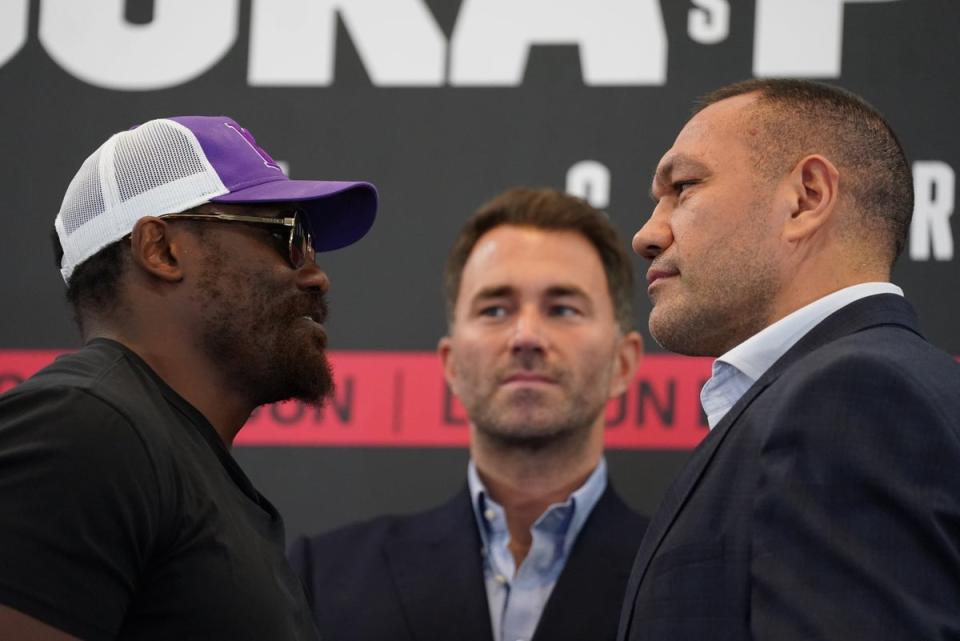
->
xmin=1 ymin=350 xmax=714 ymax=449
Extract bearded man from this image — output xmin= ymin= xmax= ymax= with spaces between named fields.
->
xmin=0 ymin=116 xmax=377 ymax=641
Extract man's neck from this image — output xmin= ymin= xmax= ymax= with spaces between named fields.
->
xmin=87 ymin=328 xmax=252 ymax=447
xmin=768 ymin=255 xmax=891 ymax=331
xmin=471 ymin=428 xmax=603 ymax=567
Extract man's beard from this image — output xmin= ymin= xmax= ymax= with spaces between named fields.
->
xmin=470 ymin=390 xmax=600 ymax=453
xmin=461 ymin=352 xmax=607 ymax=453
xmin=193 ymin=252 xmax=334 ymax=408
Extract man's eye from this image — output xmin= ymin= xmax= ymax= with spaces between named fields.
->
xmin=674 ymin=180 xmax=697 ymax=195
xmin=479 ymin=306 xmax=507 ymax=318
xmin=550 ymin=305 xmax=581 ymax=317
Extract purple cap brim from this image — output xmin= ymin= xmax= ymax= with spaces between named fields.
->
xmin=211 ymin=179 xmax=378 ymax=252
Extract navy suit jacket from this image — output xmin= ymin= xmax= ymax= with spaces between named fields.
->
xmin=618 ymin=294 xmax=960 ymax=640
xmin=290 ymin=484 xmax=648 ymax=641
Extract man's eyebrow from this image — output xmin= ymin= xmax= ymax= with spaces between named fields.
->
xmin=472 ymin=285 xmax=514 ymax=301
xmin=470 ymin=284 xmax=589 ymax=302
xmin=649 ymin=155 xmax=710 ymax=202
xmin=545 ymin=285 xmax=589 ymax=299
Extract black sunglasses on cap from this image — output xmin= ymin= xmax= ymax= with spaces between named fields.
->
xmin=160 ymin=208 xmax=316 ymax=269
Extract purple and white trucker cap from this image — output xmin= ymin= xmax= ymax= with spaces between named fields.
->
xmin=54 ymin=115 xmax=378 ymax=282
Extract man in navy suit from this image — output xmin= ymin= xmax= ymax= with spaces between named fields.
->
xmin=290 ymin=187 xmax=648 ymax=641
xmin=618 ymin=79 xmax=960 ymax=640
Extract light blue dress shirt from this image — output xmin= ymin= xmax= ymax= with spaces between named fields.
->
xmin=700 ymin=282 xmax=904 ymax=429
xmin=467 ymin=458 xmax=607 ymax=641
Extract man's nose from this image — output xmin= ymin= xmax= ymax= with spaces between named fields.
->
xmin=632 ymin=205 xmax=672 ymax=260
xmin=296 ymin=262 xmax=330 ymax=294
xmin=508 ymin=306 xmax=548 ymax=355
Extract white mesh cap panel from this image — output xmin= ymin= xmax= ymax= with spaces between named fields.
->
xmin=59 ymin=149 xmax=106 ymax=235
xmin=113 ymin=120 xmax=211 ymax=203
xmin=55 ymin=119 xmax=229 ymax=282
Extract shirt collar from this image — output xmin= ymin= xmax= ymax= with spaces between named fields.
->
xmin=468 ymin=458 xmax=607 ymax=554
xmin=700 ymin=282 xmax=903 ymax=428
xmin=721 ymin=282 xmax=903 ymax=380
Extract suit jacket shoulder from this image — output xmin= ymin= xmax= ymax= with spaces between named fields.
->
xmin=289 ymin=488 xmax=491 ymax=641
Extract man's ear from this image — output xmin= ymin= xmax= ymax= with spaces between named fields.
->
xmin=782 ymin=154 xmax=841 ymax=243
xmin=129 ymin=217 xmax=185 ymax=283
xmin=437 ymin=335 xmax=458 ymax=396
xmin=609 ymin=330 xmax=643 ymax=399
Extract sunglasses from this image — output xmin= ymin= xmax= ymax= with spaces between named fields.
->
xmin=161 ymin=208 xmax=316 ymax=269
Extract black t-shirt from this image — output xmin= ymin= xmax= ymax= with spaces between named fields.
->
xmin=0 ymin=339 xmax=320 ymax=641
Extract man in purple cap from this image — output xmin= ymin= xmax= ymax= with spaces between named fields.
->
xmin=0 ymin=116 xmax=377 ymax=640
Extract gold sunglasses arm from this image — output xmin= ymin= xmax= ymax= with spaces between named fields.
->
xmin=160 ymin=212 xmax=298 ymax=227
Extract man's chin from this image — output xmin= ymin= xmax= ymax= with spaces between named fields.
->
xmin=475 ymin=411 xmax=578 ymax=449
xmin=250 ymin=356 xmax=334 ymax=408
xmin=286 ymin=366 xmax=335 ymax=407
xmin=649 ymin=306 xmax=703 ymax=355
xmin=291 ymin=385 xmax=333 ymax=407
xmin=480 ymin=426 xmax=571 ymax=451
xmin=255 ymin=380 xmax=332 ymax=408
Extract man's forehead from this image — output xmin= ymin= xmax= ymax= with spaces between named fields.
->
xmin=674 ymin=92 xmax=760 ymax=148
xmin=652 ymin=95 xmax=761 ymax=186
xmin=459 ymin=226 xmax=606 ymax=297
xmin=466 ymin=225 xmax=599 ymax=265
xmin=468 ymin=230 xmax=501 ymax=264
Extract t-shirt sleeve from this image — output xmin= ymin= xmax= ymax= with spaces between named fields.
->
xmin=0 ymin=385 xmax=163 ymax=641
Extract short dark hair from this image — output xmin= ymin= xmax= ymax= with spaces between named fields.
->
xmin=698 ymin=79 xmax=913 ymax=263
xmin=443 ymin=187 xmax=635 ymax=332
xmin=52 ymin=229 xmax=129 ymax=333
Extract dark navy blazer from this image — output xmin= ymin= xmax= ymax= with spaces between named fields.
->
xmin=290 ymin=484 xmax=648 ymax=641
xmin=617 ymin=294 xmax=960 ymax=640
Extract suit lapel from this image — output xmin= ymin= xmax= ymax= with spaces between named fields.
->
xmin=619 ymin=371 xmax=773 ymax=612
xmin=384 ymin=488 xmax=493 ymax=641
xmin=535 ymin=488 xmax=643 ymax=641
xmin=618 ymin=294 xmax=921 ymax=639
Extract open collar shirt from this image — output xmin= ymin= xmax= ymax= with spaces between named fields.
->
xmin=700 ymin=282 xmax=904 ymax=429
xmin=467 ymin=458 xmax=607 ymax=641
